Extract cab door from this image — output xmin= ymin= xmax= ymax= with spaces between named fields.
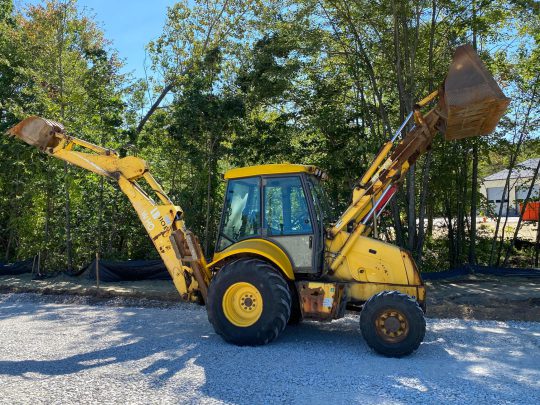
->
xmin=262 ymin=175 xmax=315 ymax=273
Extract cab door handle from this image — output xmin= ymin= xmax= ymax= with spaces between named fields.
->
xmin=309 ymin=236 xmax=313 ymax=249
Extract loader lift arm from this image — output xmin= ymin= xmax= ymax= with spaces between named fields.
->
xmin=7 ymin=118 xmax=210 ymax=302
xmin=327 ymin=44 xmax=510 ymax=272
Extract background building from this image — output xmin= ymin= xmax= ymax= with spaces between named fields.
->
xmin=481 ymin=158 xmax=540 ymax=216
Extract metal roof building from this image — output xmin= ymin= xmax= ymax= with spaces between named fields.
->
xmin=481 ymin=158 xmax=540 ymax=216
xmin=484 ymin=158 xmax=540 ymax=181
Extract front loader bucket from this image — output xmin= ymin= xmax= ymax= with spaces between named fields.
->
xmin=439 ymin=44 xmax=510 ymax=140
xmin=7 ymin=116 xmax=64 ymax=150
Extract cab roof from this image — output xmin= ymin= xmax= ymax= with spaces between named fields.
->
xmin=224 ymin=163 xmax=327 ymax=180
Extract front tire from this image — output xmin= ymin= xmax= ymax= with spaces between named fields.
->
xmin=207 ymin=258 xmax=291 ymax=346
xmin=360 ymin=291 xmax=426 ymax=357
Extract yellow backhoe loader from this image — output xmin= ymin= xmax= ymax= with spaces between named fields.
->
xmin=6 ymin=45 xmax=509 ymax=357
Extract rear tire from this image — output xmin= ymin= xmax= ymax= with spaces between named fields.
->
xmin=360 ymin=291 xmax=426 ymax=357
xmin=287 ymin=282 xmax=303 ymax=325
xmin=207 ymin=258 xmax=291 ymax=346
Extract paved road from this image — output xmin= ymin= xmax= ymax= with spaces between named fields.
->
xmin=0 ymin=294 xmax=539 ymax=404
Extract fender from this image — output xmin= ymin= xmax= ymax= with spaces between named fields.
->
xmin=209 ymin=238 xmax=295 ymax=280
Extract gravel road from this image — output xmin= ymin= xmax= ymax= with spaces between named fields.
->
xmin=0 ymin=294 xmax=538 ymax=404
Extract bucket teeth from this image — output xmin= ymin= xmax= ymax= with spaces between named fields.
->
xmin=440 ymin=44 xmax=510 ymax=140
xmin=7 ymin=116 xmax=65 ymax=150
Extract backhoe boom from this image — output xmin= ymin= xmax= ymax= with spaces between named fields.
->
xmin=7 ymin=117 xmax=210 ymax=302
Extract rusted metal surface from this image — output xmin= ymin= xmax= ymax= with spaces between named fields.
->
xmin=169 ymin=229 xmax=208 ymax=301
xmin=7 ymin=116 xmax=64 ymax=150
xmin=439 ymin=44 xmax=510 ymax=140
xmin=375 ymin=308 xmax=410 ymax=343
xmin=297 ymin=281 xmax=345 ymax=321
xmin=170 ymin=229 xmax=193 ymax=261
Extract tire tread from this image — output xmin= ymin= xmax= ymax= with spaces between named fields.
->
xmin=207 ymin=258 xmax=291 ymax=346
xmin=360 ymin=290 xmax=426 ymax=357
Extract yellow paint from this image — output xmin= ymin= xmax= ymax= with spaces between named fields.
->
xmin=359 ymin=141 xmax=393 ymax=186
xmin=222 ymin=282 xmax=263 ymax=327
xmin=8 ymin=117 xmax=208 ymax=302
xmin=12 ymin=58 xmax=509 ymax=317
xmin=401 ymin=250 xmax=423 ymax=286
xmin=210 ymin=239 xmax=294 ymax=280
xmin=327 ymin=235 xmax=425 ymax=305
xmin=348 ymin=283 xmax=425 ymax=303
xmin=331 ymin=236 xmax=409 ymax=283
xmin=224 ymin=163 xmax=322 ymax=179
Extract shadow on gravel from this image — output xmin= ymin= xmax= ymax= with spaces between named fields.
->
xmin=0 ymin=297 xmax=538 ymax=403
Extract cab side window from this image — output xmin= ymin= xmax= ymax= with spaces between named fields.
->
xmin=264 ymin=176 xmax=313 ymax=236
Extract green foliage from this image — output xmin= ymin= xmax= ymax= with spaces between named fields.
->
xmin=0 ymin=0 xmax=130 ymax=270
xmin=1 ymin=0 xmax=538 ymax=271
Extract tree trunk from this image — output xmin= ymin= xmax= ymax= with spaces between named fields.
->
xmin=455 ymin=163 xmax=464 ymax=263
xmin=416 ymin=151 xmax=432 ymax=262
xmin=496 ymin=202 xmax=512 ymax=267
xmin=503 ymin=157 xmax=540 ymax=266
xmin=444 ymin=196 xmax=456 ymax=267
xmin=427 ymin=199 xmax=434 ymax=238
xmin=4 ymin=230 xmax=13 ymax=263
xmin=416 ymin=0 xmax=437 ymax=263
xmin=407 ymin=168 xmax=416 ymax=251
xmin=204 ymin=165 xmax=213 ymax=255
xmin=469 ymin=1 xmax=479 ymax=265
xmin=136 ymin=83 xmax=174 ymax=134
xmin=57 ymin=3 xmax=72 ymax=271
xmin=390 ymin=198 xmax=404 ymax=248
xmin=97 ymin=176 xmax=104 ymax=255
xmin=43 ymin=161 xmax=53 ymax=271
xmin=469 ymin=144 xmax=478 ymax=264
xmin=488 ymin=82 xmax=537 ymax=265
xmin=5 ymin=150 xmax=22 ymax=262
xmin=63 ymin=162 xmax=73 ymax=271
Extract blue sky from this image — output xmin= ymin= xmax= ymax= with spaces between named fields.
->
xmin=17 ymin=0 xmax=177 ymax=79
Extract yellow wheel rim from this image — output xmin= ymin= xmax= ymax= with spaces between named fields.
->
xmin=222 ymin=282 xmax=263 ymax=327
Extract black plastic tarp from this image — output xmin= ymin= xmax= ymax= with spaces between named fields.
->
xmin=0 ymin=259 xmax=34 ymax=276
xmin=421 ymin=265 xmax=540 ymax=280
xmin=84 ymin=259 xmax=171 ymax=282
xmin=3 ymin=257 xmax=539 ymax=282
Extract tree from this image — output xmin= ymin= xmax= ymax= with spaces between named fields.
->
xmin=0 ymin=0 xmax=126 ymax=270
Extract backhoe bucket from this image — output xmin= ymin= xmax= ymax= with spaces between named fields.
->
xmin=439 ymin=44 xmax=510 ymax=140
xmin=7 ymin=116 xmax=64 ymax=150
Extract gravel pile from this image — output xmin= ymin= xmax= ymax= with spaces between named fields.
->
xmin=0 ymin=293 xmax=538 ymax=404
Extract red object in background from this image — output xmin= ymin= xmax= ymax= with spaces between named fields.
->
xmin=520 ymin=202 xmax=540 ymax=221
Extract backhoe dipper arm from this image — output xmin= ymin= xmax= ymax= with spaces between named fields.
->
xmin=7 ymin=117 xmax=210 ymax=302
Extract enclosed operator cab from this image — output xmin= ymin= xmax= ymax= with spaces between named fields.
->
xmin=214 ymin=164 xmax=329 ymax=276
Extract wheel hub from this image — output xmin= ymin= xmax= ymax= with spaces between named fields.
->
xmin=384 ymin=316 xmax=400 ymax=333
xmin=242 ymin=296 xmax=254 ymax=309
xmin=375 ymin=309 xmax=409 ymax=343
xmin=222 ymin=282 xmax=263 ymax=327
